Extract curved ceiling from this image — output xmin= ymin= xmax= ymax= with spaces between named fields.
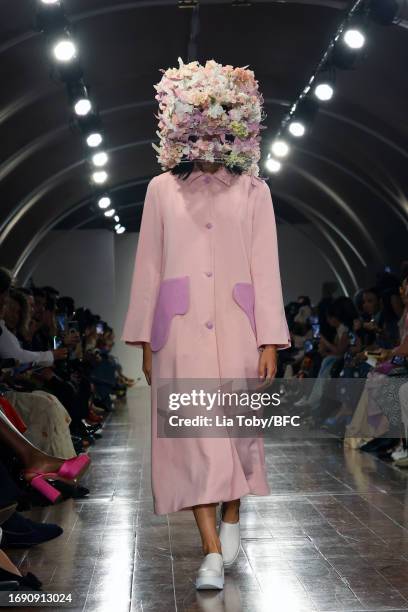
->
xmin=1 ymin=0 xmax=407 ymax=293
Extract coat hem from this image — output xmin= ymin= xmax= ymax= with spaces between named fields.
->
xmin=153 ymin=484 xmax=271 ymax=515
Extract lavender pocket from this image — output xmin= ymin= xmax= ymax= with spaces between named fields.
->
xmin=150 ymin=276 xmax=189 ymax=351
xmin=232 ymin=282 xmax=256 ymax=336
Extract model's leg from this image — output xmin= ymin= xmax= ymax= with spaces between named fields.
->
xmin=0 ymin=412 xmax=66 ymax=472
xmin=219 ymin=498 xmax=241 ymax=567
xmin=192 ymin=503 xmax=221 ymax=554
xmin=193 ymin=503 xmax=224 ymax=590
xmin=221 ymin=498 xmax=240 ymax=523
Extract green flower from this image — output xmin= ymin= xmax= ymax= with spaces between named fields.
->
xmin=230 ymin=121 xmax=249 ymax=139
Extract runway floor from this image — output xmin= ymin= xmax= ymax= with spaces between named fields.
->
xmin=9 ymin=388 xmax=408 ymax=612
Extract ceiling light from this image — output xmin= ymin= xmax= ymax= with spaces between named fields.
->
xmin=92 ymin=151 xmax=108 ymax=167
xmin=86 ymin=132 xmax=103 ymax=147
xmin=114 ymin=215 xmax=120 ymax=222
xmin=288 ymin=121 xmax=305 ymax=137
xmin=104 ymin=208 xmax=116 ymax=217
xmin=53 ymin=39 xmax=76 ymax=62
xmin=92 ymin=170 xmax=108 ymax=184
xmin=41 ymin=0 xmax=60 ymax=4
xmin=343 ymin=29 xmax=365 ymax=49
xmin=97 ymin=196 xmax=111 ymax=209
xmin=74 ymin=98 xmax=92 ymax=116
xmin=314 ymin=82 xmax=334 ymax=101
xmin=271 ymin=140 xmax=289 ymax=158
xmin=265 ymin=158 xmax=281 ymax=173
xmin=116 ymin=226 xmax=126 ymax=234
xmin=114 ymin=223 xmax=121 ymax=231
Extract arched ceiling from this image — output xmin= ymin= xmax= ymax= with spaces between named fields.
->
xmin=1 ymin=0 xmax=407 ymax=293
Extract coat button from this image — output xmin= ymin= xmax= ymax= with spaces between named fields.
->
xmin=205 ymin=271 xmax=213 ymax=277
xmin=205 ymin=321 xmax=213 ymax=329
xmin=206 ymin=222 xmax=213 ymax=229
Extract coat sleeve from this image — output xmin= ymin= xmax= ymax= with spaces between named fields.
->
xmin=250 ymin=179 xmax=291 ymax=350
xmin=0 ymin=323 xmax=54 ymax=365
xmin=121 ymin=178 xmax=163 ymax=347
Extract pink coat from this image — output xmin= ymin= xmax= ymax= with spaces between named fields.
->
xmin=122 ymin=165 xmax=290 ymax=514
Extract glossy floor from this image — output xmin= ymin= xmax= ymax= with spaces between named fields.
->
xmin=9 ymin=387 xmax=408 ymax=611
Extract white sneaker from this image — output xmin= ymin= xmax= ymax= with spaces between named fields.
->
xmin=195 ymin=553 xmax=224 ymax=590
xmin=391 ymin=445 xmax=407 ymax=461
xmin=294 ymin=396 xmax=309 ymax=408
xmin=219 ymin=520 xmax=241 ymax=566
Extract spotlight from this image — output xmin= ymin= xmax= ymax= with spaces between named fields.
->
xmin=66 ymin=82 xmax=92 ymax=116
xmin=114 ymin=215 xmax=120 ymax=222
xmin=116 ymin=226 xmax=126 ymax=234
xmin=92 ymin=151 xmax=108 ymax=167
xmin=53 ymin=38 xmax=76 ymax=62
xmin=288 ymin=121 xmax=305 ymax=138
xmin=288 ymin=97 xmax=318 ymax=138
xmin=265 ymin=157 xmax=281 ymax=173
xmin=74 ymin=98 xmax=92 ymax=116
xmin=104 ymin=208 xmax=116 ymax=217
xmin=271 ymin=140 xmax=289 ymax=158
xmin=114 ymin=223 xmax=121 ymax=231
xmin=92 ymin=170 xmax=108 ymax=184
xmin=97 ymin=196 xmax=111 ymax=209
xmin=343 ymin=28 xmax=365 ymax=49
xmin=314 ymin=81 xmax=334 ymax=101
xmin=86 ymin=132 xmax=103 ymax=147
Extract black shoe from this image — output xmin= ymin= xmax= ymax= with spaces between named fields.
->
xmin=360 ymin=437 xmax=397 ymax=454
xmin=71 ymin=435 xmax=85 ymax=454
xmin=0 ymin=568 xmax=42 ymax=591
xmin=0 ymin=580 xmax=19 ymax=591
xmin=0 ymin=512 xmax=63 ymax=548
xmin=51 ymin=480 xmax=90 ymax=499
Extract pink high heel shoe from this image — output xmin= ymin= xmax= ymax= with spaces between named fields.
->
xmin=22 ymin=454 xmax=91 ymax=504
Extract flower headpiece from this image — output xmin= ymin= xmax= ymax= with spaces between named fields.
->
xmin=152 ymin=58 xmax=266 ymax=176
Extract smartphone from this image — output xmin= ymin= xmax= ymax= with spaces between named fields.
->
xmin=53 ymin=336 xmax=63 ymax=349
xmin=56 ymin=314 xmax=67 ymax=333
xmin=312 ymin=323 xmax=320 ymax=339
xmin=304 ymin=339 xmax=314 ymax=353
xmin=391 ymin=355 xmax=406 ymax=366
xmin=67 ymin=321 xmax=80 ymax=334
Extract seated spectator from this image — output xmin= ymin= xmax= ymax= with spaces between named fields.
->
xmin=0 ymin=408 xmax=90 ymax=503
xmin=295 ymin=297 xmax=358 ymax=416
xmin=345 ymin=271 xmax=408 ymax=455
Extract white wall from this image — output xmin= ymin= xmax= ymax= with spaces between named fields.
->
xmin=278 ymin=224 xmax=337 ymax=305
xmin=30 ymin=224 xmax=337 ymax=385
xmin=112 ymin=233 xmax=143 ymax=382
xmin=32 ymin=230 xmax=116 ymax=324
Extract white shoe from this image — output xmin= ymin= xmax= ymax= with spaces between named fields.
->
xmin=195 ymin=553 xmax=224 ymax=590
xmin=391 ymin=445 xmax=407 ymax=461
xmin=294 ymin=396 xmax=309 ymax=408
xmin=219 ymin=520 xmax=241 ymax=566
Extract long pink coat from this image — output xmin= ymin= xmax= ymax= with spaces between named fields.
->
xmin=122 ymin=165 xmax=290 ymax=515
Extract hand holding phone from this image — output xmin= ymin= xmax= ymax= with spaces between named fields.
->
xmin=53 ymin=348 xmax=68 ymax=360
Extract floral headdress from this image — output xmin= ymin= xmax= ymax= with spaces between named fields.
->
xmin=152 ymin=58 xmax=266 ymax=176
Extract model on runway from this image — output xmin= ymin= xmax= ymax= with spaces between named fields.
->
xmin=123 ymin=58 xmax=290 ymax=590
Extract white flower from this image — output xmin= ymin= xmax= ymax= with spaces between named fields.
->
xmin=207 ymin=102 xmax=225 ymax=118
xmin=174 ymin=100 xmax=194 ymax=115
